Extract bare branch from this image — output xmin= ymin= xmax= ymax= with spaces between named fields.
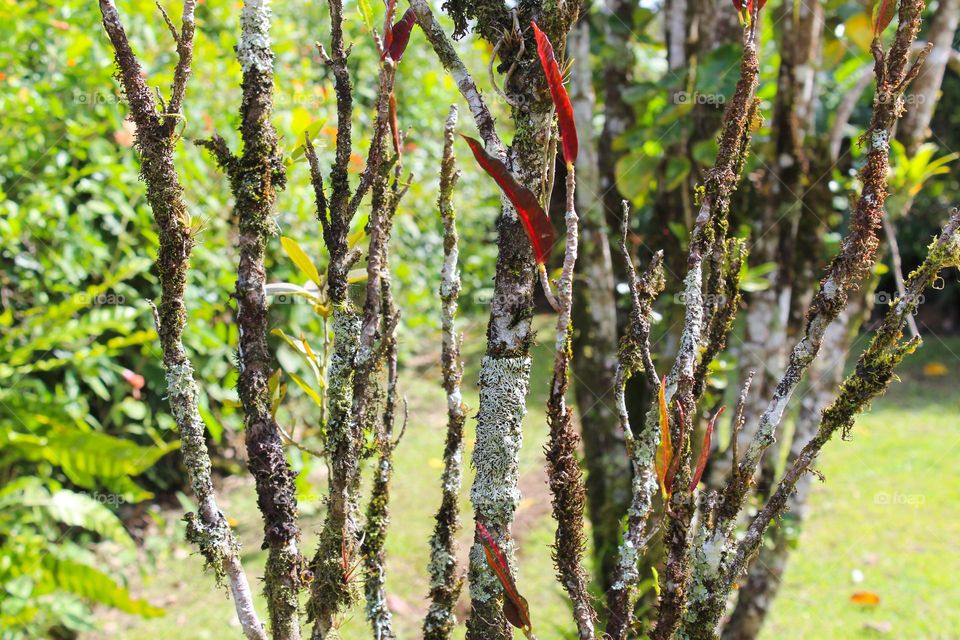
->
xmin=407 ymin=0 xmax=504 ymax=156
xmin=544 ymin=165 xmax=596 ymax=639
xmin=424 ymin=106 xmax=467 ymax=640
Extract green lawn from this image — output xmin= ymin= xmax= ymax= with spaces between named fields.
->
xmin=89 ymin=325 xmax=960 ymax=639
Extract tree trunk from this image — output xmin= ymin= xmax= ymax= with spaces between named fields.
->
xmin=568 ymin=12 xmax=631 ymax=593
xmin=463 ymin=8 xmax=579 ymax=638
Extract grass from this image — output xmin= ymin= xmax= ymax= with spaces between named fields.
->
xmin=90 ymin=324 xmax=960 ymax=639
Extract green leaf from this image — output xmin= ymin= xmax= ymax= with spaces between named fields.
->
xmin=47 ymin=490 xmax=134 ymax=548
xmin=41 ymin=555 xmax=164 ymax=617
xmin=357 ymin=0 xmax=374 ymax=31
xmin=287 ymin=371 xmax=324 ymax=407
xmin=8 ymin=429 xmax=178 ymax=489
xmin=280 ymin=236 xmax=324 ymax=287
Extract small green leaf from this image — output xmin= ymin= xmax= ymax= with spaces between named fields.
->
xmin=280 ymin=236 xmax=324 ymax=287
xmin=358 ymin=0 xmax=374 ymax=31
xmin=287 ymin=371 xmax=324 ymax=407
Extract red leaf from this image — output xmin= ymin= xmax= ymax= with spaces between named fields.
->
xmin=387 ymin=9 xmax=416 ymax=61
xmin=461 ymin=135 xmax=555 ymax=264
xmin=388 ymin=92 xmax=400 ymax=156
xmin=690 ymin=406 xmax=724 ymax=492
xmin=382 ymin=0 xmax=397 ymax=51
xmin=531 ymin=21 xmax=578 ymax=167
xmin=664 ymin=404 xmax=686 ymax=497
xmin=476 ymin=523 xmax=533 ymax=633
xmin=504 ymin=593 xmax=532 ymax=632
xmin=872 ymin=0 xmax=896 ymax=36
xmin=733 ymin=0 xmax=766 ymax=17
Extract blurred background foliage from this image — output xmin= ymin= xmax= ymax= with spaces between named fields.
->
xmin=1 ymin=0 xmax=958 ymax=637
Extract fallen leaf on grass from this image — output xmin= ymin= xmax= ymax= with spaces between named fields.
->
xmin=850 ymin=591 xmax=881 ymax=605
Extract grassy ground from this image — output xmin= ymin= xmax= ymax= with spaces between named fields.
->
xmin=90 ymin=325 xmax=960 ymax=639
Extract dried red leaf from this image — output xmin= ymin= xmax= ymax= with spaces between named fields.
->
xmin=461 ymin=135 xmax=555 ymax=264
xmin=531 ymin=20 xmax=578 ymax=167
xmin=387 ymin=9 xmax=416 ymax=61
xmin=690 ymin=406 xmax=725 ymax=492
xmin=476 ymin=523 xmax=533 ymax=633
xmin=872 ymin=0 xmax=896 ymax=36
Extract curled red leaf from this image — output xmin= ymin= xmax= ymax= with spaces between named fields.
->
xmin=382 ymin=0 xmax=397 ymax=51
xmin=531 ymin=20 xmax=578 ymax=167
xmin=476 ymin=523 xmax=533 ymax=633
xmin=386 ymin=8 xmax=416 ymax=61
xmin=690 ymin=406 xmax=725 ymax=492
xmin=461 ymin=135 xmax=555 ymax=264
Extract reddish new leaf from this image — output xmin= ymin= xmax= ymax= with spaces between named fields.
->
xmin=664 ymin=404 xmax=686 ymax=497
xmin=690 ymin=406 xmax=725 ymax=492
xmin=477 ymin=523 xmax=533 ymax=634
xmin=122 ymin=368 xmax=145 ymax=400
xmin=872 ymin=0 xmax=896 ymax=36
xmin=461 ymin=135 xmax=555 ymax=264
xmin=387 ymin=9 xmax=416 ymax=61
xmin=382 ymin=0 xmax=397 ymax=51
xmin=655 ymin=376 xmax=673 ymax=499
xmin=531 ymin=20 xmax=578 ymax=167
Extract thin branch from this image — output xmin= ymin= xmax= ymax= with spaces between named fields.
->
xmin=544 ymin=165 xmax=596 ymax=639
xmin=407 ymin=0 xmax=504 ymax=156
xmin=97 ymin=2 xmax=265 ymax=638
xmin=424 ymin=106 xmax=467 ymax=640
xmin=221 ymin=2 xmax=303 ymax=637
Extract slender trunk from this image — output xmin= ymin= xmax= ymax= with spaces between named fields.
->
xmin=424 ymin=107 xmax=467 ymax=640
xmin=229 ymin=4 xmax=302 ymax=637
xmin=568 ymin=14 xmax=630 ymax=593
xmin=466 ymin=102 xmax=551 ymax=640
xmin=98 ymin=2 xmax=266 ymax=638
